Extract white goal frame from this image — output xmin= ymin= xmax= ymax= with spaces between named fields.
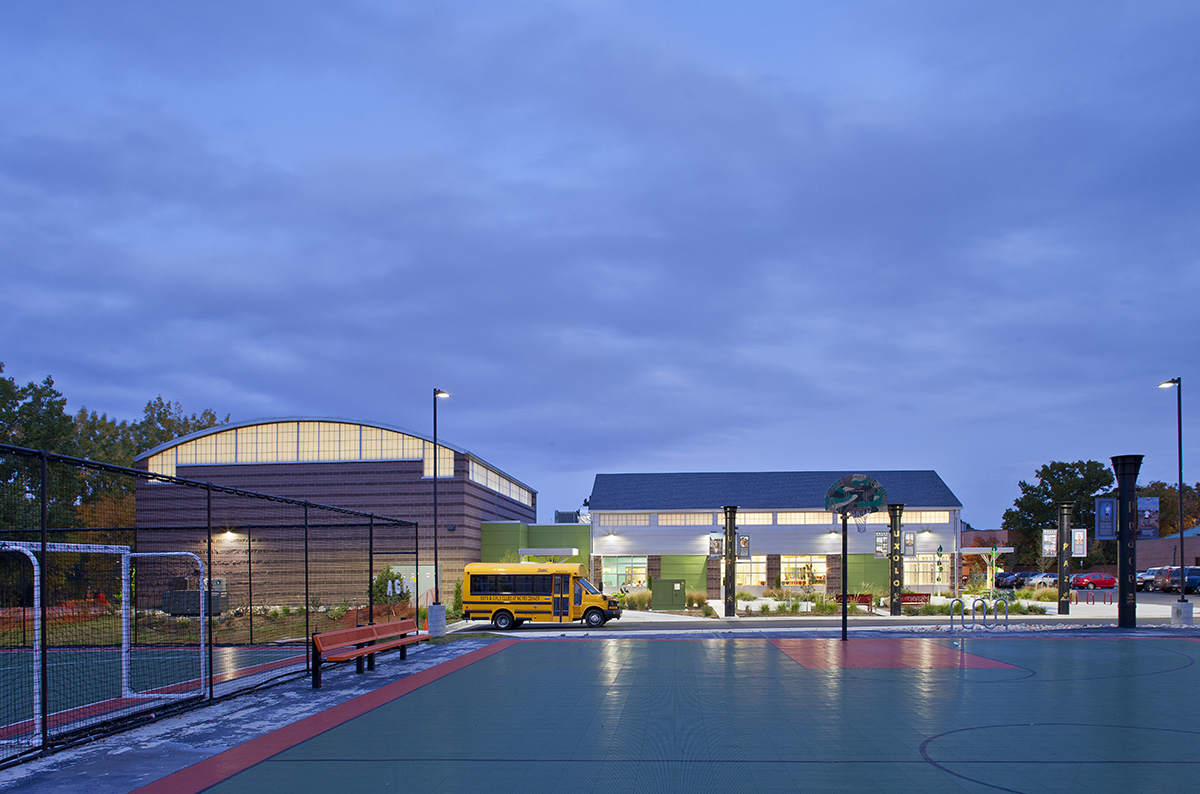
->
xmin=0 ymin=541 xmax=207 ymax=744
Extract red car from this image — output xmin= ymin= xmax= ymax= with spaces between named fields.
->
xmin=1072 ymin=572 xmax=1116 ymax=589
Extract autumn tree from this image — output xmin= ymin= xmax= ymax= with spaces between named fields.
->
xmin=1001 ymin=461 xmax=1116 ymax=567
xmin=1136 ymin=480 xmax=1200 ymax=537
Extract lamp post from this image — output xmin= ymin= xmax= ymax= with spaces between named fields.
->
xmin=1160 ymin=378 xmax=1185 ymax=602
xmin=432 ymin=388 xmax=449 ymax=606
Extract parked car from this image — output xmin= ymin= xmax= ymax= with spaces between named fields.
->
xmin=1029 ymin=572 xmax=1058 ymax=588
xmin=1137 ymin=568 xmax=1162 ymax=591
xmin=1156 ymin=566 xmax=1200 ymax=593
xmin=994 ymin=572 xmax=1018 ymax=588
xmin=1072 ymin=572 xmax=1116 ymax=589
xmin=1011 ymin=571 xmax=1041 ymax=588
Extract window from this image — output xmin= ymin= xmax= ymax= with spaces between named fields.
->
xmin=602 ymin=556 xmax=647 ymax=588
xmin=902 ymin=511 xmax=951 ymax=524
xmin=903 ymin=554 xmax=942 ymax=587
xmin=780 ymin=556 xmax=827 ymax=587
xmin=468 ymin=460 xmax=533 ymax=506
xmin=657 ymin=513 xmax=715 ymax=525
xmin=470 ymin=574 xmax=552 ymax=595
xmin=720 ymin=556 xmax=767 ymax=588
xmin=777 ymin=512 xmax=837 ymax=525
xmin=737 ymin=512 xmax=773 ymax=525
xmin=145 ymin=421 xmax=431 ymax=481
xmin=596 ymin=514 xmax=651 ymax=526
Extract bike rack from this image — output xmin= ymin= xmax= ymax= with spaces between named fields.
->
xmin=949 ymin=597 xmax=1008 ymax=631
xmin=1076 ymin=590 xmax=1114 ymax=605
xmin=949 ymin=598 xmax=965 ymax=631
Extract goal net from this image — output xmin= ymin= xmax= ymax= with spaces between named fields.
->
xmin=0 ymin=541 xmax=206 ymax=749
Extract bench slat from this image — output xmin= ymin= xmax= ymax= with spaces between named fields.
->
xmin=312 ymin=619 xmax=426 ymax=688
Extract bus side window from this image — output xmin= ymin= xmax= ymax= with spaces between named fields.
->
xmin=534 ymin=575 xmax=552 ymax=595
xmin=574 ymin=580 xmax=582 ymax=606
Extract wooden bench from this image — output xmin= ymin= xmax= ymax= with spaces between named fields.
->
xmin=900 ymin=593 xmax=931 ymax=604
xmin=833 ymin=593 xmax=875 ymax=607
xmin=311 ymin=618 xmax=428 ymax=688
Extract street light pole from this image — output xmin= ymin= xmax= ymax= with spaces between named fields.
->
xmin=1160 ymin=378 xmax=1185 ymax=602
xmin=432 ymin=388 xmax=449 ymax=605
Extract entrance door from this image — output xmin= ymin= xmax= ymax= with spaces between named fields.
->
xmin=553 ymin=574 xmax=570 ymax=621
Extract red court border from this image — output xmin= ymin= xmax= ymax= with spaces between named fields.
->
xmin=130 ymin=640 xmax=518 ymax=794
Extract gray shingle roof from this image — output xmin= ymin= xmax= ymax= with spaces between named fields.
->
xmin=589 ymin=471 xmax=962 ymax=511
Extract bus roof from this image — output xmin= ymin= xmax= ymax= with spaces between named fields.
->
xmin=464 ymin=562 xmax=588 ymax=576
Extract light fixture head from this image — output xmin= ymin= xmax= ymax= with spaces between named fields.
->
xmin=1160 ymin=378 xmax=1181 ymax=388
xmin=435 ymin=388 xmax=450 ymax=398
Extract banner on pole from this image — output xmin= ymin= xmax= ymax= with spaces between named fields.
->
xmin=1137 ymin=496 xmax=1160 ymax=539
xmin=1042 ymin=529 xmax=1057 ymax=558
xmin=1095 ymin=497 xmax=1117 ymax=540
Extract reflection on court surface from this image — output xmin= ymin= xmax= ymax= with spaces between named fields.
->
xmin=137 ymin=636 xmax=1200 ymax=794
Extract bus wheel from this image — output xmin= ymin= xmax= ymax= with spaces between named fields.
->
xmin=584 ymin=609 xmax=605 ymax=628
xmin=493 ymin=611 xmax=514 ymax=630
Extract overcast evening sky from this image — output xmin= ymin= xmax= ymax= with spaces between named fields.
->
xmin=2 ymin=2 xmax=1198 ymax=528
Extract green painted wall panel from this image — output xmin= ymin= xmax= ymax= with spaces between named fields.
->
xmin=480 ymin=522 xmax=592 ymax=564
xmin=844 ymin=554 xmax=889 ymax=591
xmin=659 ymin=555 xmax=706 ymax=593
xmin=480 ymin=522 xmax=527 ymax=562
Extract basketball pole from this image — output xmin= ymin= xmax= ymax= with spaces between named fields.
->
xmin=841 ymin=510 xmax=848 ymax=641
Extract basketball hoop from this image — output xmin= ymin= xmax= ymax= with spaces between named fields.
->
xmin=824 ymin=474 xmax=888 ymax=534
xmin=847 ymin=507 xmax=872 ymax=534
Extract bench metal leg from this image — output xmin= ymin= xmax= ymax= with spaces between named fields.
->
xmin=312 ymin=635 xmax=323 ymax=689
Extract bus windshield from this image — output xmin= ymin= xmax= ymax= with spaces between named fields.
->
xmin=579 ymin=577 xmax=600 ymax=595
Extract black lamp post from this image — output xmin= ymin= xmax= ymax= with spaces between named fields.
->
xmin=1160 ymin=377 xmax=1185 ymax=602
xmin=432 ymin=388 xmax=449 ymax=605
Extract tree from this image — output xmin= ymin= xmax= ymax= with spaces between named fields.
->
xmin=134 ymin=396 xmax=228 ymax=455
xmin=0 ymin=365 xmax=81 ymax=530
xmin=1136 ymin=480 xmax=1200 ymax=537
xmin=1001 ymin=461 xmax=1115 ymax=567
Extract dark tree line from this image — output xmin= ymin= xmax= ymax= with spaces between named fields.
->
xmin=1 ymin=362 xmax=227 ymax=531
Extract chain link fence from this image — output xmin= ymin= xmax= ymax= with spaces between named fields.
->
xmin=0 ymin=443 xmax=417 ymax=767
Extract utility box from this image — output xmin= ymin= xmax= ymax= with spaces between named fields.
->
xmin=650 ymin=578 xmax=687 ymax=611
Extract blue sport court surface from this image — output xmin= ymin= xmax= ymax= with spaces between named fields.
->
xmin=113 ymin=634 xmax=1200 ymax=794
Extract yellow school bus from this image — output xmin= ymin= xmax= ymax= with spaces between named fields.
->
xmin=462 ymin=562 xmax=622 ymax=629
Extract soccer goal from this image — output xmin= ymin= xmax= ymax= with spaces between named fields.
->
xmin=0 ymin=541 xmax=207 ymax=752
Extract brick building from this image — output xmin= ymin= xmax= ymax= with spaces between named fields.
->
xmin=133 ymin=418 xmax=536 ymax=601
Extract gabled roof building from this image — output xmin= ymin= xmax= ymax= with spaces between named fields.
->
xmin=587 ymin=470 xmax=963 ymax=596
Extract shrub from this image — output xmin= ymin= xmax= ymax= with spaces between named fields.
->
xmin=759 ymin=602 xmax=772 ymax=614
xmin=686 ymin=591 xmax=708 ymax=608
xmin=625 ymin=591 xmax=652 ymax=611
xmin=736 ymin=590 xmax=757 ymax=601
xmin=452 ymin=580 xmax=464 ymax=619
xmin=761 ymin=587 xmax=787 ymax=600
xmin=774 ymin=601 xmax=788 ymax=613
xmin=281 ymin=605 xmax=292 ymax=616
xmin=701 ymin=604 xmax=716 ymax=617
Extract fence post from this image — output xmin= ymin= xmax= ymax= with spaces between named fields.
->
xmin=206 ymin=484 xmax=214 ymax=700
xmin=39 ymin=451 xmax=48 ymax=754
xmin=304 ymin=504 xmax=310 ymax=673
